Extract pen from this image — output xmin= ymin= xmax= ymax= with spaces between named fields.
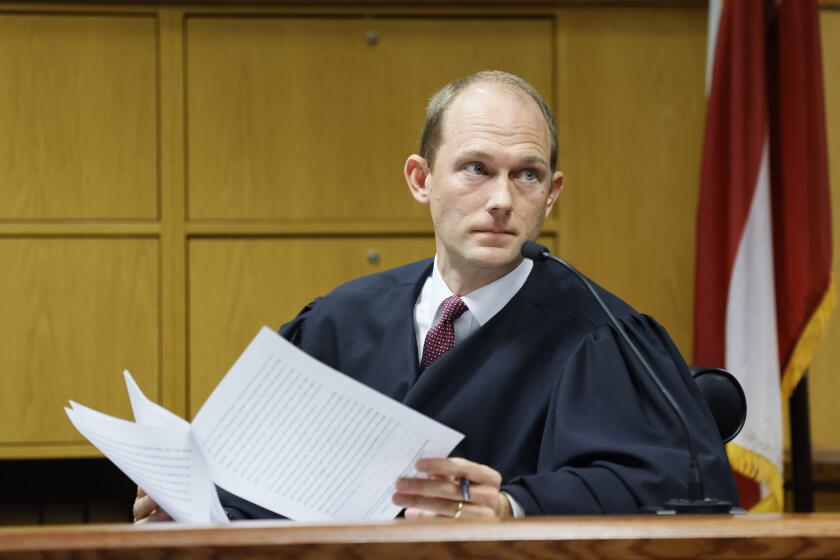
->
xmin=459 ymin=477 xmax=471 ymax=502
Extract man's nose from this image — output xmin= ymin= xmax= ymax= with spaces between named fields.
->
xmin=486 ymin=175 xmax=514 ymax=214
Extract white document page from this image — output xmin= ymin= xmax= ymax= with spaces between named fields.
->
xmin=124 ymin=371 xmax=188 ymax=429
xmin=122 ymin=371 xmax=228 ymax=524
xmin=191 ymin=326 xmax=465 ymax=521
xmin=65 ymin=401 xmax=222 ymax=524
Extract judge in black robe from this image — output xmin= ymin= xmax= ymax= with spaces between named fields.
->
xmin=219 ymin=257 xmax=738 ymax=518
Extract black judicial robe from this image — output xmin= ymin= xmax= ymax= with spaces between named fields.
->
xmin=219 ymin=258 xmax=738 ymax=518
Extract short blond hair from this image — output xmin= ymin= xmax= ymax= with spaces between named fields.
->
xmin=419 ymin=71 xmax=558 ymax=171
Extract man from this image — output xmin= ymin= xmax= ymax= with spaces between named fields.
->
xmin=135 ymin=71 xmax=737 ymax=522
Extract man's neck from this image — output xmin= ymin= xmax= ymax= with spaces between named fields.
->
xmin=436 ymin=256 xmax=522 ymax=296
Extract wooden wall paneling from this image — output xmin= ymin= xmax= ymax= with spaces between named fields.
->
xmin=0 ymin=12 xmax=158 ymax=220
xmin=808 ymin=8 xmax=840 ymax=452
xmin=0 ymin=223 xmax=160 ymax=236
xmin=158 ymin=6 xmax=188 ymax=417
xmin=554 ymin=5 xmax=707 ymax=356
xmin=0 ymin=238 xmax=159 ymax=453
xmin=185 ymin=16 xmax=553 ymax=221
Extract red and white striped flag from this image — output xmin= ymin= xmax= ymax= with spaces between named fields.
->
xmin=695 ymin=0 xmax=834 ymax=511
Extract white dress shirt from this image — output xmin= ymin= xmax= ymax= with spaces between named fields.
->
xmin=413 ymin=256 xmax=533 ymax=518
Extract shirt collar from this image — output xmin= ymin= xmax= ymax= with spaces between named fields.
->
xmin=428 ymin=257 xmax=533 ymax=326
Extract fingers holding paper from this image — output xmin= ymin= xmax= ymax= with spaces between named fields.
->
xmin=133 ymin=487 xmax=173 ymax=524
xmin=392 ymin=457 xmax=511 ymax=520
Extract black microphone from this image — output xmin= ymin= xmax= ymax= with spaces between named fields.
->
xmin=521 ymin=240 xmax=735 ymax=514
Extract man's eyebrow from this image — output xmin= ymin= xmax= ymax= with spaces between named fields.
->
xmin=456 ymin=150 xmax=494 ymax=161
xmin=455 ymin=151 xmax=548 ymax=166
xmin=518 ymin=155 xmax=549 ymax=167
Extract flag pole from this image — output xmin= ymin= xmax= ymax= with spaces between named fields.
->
xmin=789 ymin=372 xmax=814 ymax=512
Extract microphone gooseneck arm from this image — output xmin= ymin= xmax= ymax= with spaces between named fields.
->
xmin=521 ymin=241 xmax=706 ymax=503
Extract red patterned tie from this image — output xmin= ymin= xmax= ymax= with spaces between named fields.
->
xmin=421 ymin=295 xmax=468 ymax=370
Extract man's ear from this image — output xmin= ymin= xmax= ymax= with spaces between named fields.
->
xmin=544 ymin=170 xmax=564 ymax=217
xmin=404 ymin=155 xmax=431 ymax=206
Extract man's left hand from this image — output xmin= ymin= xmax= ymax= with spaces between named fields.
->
xmin=392 ymin=457 xmax=511 ymax=520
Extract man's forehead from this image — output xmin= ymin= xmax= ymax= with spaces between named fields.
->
xmin=438 ymin=83 xmax=551 ymax=158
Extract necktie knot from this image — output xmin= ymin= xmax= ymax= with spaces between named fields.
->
xmin=439 ymin=295 xmax=468 ymax=323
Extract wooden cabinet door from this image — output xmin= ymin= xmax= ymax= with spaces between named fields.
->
xmin=0 ymin=239 xmax=159 ymax=454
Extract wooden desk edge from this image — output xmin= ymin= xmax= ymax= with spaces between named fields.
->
xmin=2 ymin=514 xmax=840 ymax=553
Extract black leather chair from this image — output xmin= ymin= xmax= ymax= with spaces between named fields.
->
xmin=691 ymin=367 xmax=747 ymax=443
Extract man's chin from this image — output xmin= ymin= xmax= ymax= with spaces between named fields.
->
xmin=463 ymin=245 xmax=522 ymax=270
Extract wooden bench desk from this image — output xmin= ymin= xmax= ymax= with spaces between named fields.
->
xmin=2 ymin=513 xmax=840 ymax=559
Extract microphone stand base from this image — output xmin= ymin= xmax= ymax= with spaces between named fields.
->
xmin=643 ymin=499 xmax=746 ymax=515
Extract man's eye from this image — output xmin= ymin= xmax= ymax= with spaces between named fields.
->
xmin=466 ymin=163 xmax=486 ymax=175
xmin=520 ymin=169 xmax=538 ymax=182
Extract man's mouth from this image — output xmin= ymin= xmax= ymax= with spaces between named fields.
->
xmin=472 ymin=228 xmax=516 ymax=236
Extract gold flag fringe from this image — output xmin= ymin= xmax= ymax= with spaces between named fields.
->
xmin=780 ymin=277 xmax=836 ymax=400
xmin=726 ymin=442 xmax=784 ymax=512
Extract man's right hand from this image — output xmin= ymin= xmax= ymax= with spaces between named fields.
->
xmin=133 ymin=488 xmax=173 ymax=524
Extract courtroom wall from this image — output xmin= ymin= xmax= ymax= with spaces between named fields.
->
xmin=0 ymin=1 xmax=838 ymax=466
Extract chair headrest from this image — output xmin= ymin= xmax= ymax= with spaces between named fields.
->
xmin=690 ymin=367 xmax=747 ymax=444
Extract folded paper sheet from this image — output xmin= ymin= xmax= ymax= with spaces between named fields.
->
xmin=65 ymin=398 xmax=227 ymax=524
xmin=67 ymin=327 xmax=464 ymax=522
